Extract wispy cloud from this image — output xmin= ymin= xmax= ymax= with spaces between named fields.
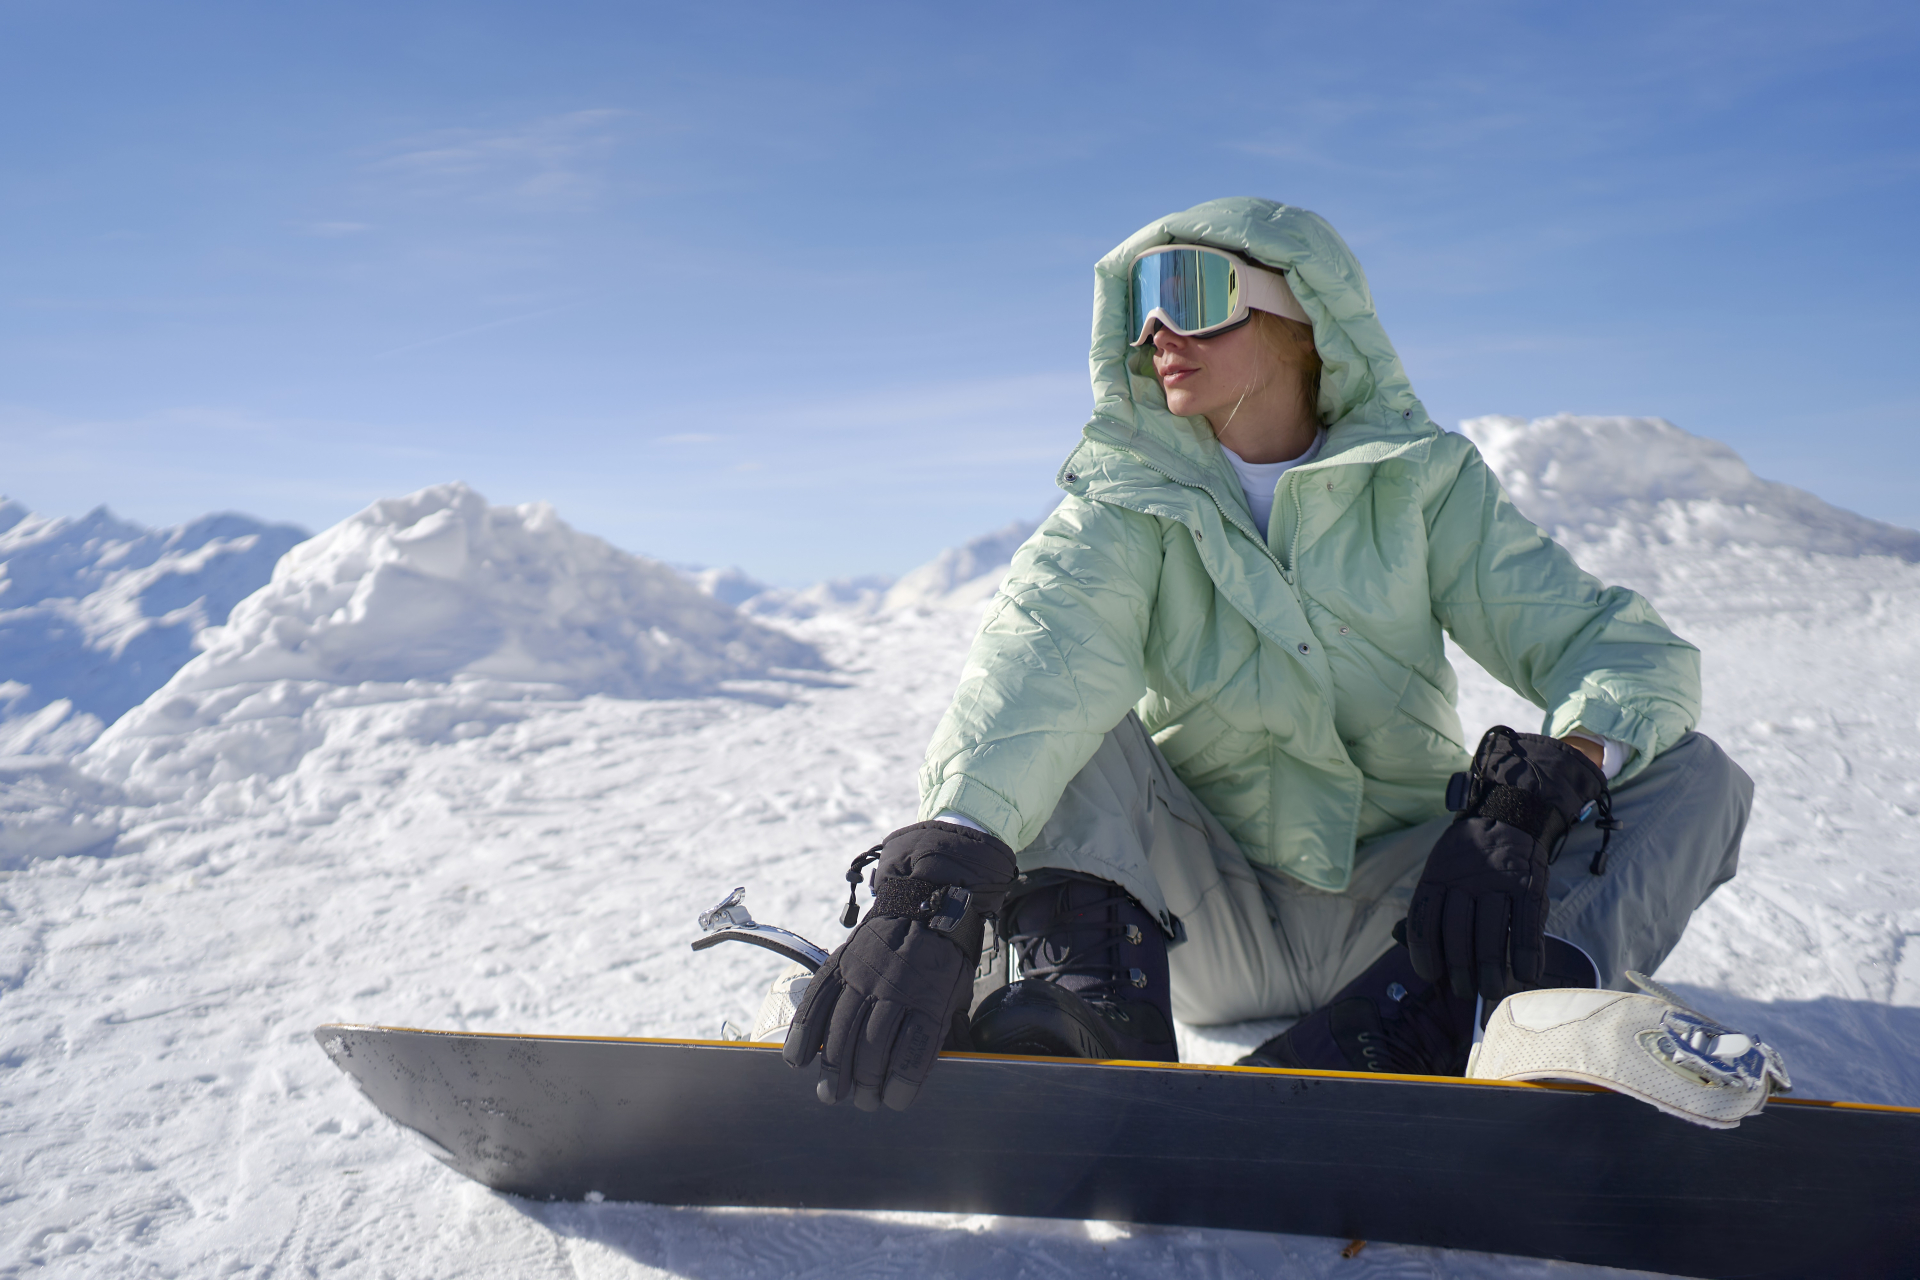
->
xmin=368 ymin=109 xmax=642 ymax=212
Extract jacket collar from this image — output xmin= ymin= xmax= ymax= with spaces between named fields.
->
xmin=1065 ymin=408 xmax=1436 ymax=547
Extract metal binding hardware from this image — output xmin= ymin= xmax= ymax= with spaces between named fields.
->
xmin=1628 ymin=972 xmax=1792 ymax=1096
xmin=690 ymin=886 xmax=832 ymax=973
xmin=698 ymin=887 xmax=755 ymax=933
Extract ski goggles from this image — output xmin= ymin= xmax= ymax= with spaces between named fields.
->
xmin=1128 ymin=245 xmax=1309 ymax=347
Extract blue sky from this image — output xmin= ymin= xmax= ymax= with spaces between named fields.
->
xmin=3 ymin=1 xmax=1916 ymax=583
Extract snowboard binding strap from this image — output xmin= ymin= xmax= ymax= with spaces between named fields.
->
xmin=691 ymin=887 xmax=831 ymax=972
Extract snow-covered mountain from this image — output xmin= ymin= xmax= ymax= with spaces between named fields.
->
xmin=82 ymin=482 xmax=824 ymax=809
xmin=1463 ymin=413 xmax=1920 ymax=560
xmin=677 ymin=517 xmax=1045 ymax=619
xmin=880 ymin=517 xmax=1045 ymax=611
xmin=3 ymin=416 xmax=1917 ymax=1278
xmin=0 ymin=499 xmax=306 ymax=754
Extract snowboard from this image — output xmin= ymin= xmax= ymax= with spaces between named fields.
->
xmin=314 ymin=1023 xmax=1920 ymax=1280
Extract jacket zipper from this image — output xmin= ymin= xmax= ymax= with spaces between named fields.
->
xmin=1116 ymin=450 xmax=1295 ymax=584
xmin=1284 ymin=470 xmax=1307 ymax=577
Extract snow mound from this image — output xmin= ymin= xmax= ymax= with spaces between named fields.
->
xmin=0 ymin=756 xmax=124 ymax=869
xmin=159 ymin=481 xmax=819 ymax=696
xmin=677 ymin=564 xmax=775 ymax=608
xmin=83 ymin=482 xmax=823 ymax=804
xmin=1461 ymin=415 xmax=1920 ymax=560
xmin=742 ymin=575 xmax=895 ymax=620
xmin=0 ymin=498 xmax=306 ymax=751
xmin=883 ymin=517 xmax=1042 ymax=611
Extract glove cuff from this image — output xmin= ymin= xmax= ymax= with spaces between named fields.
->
xmin=873 ymin=820 xmax=1019 ymax=911
xmin=1447 ymin=726 xmax=1614 ymax=862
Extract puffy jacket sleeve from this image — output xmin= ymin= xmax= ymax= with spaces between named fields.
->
xmin=1423 ymin=436 xmax=1700 ymax=782
xmin=918 ymin=496 xmax=1164 ymax=850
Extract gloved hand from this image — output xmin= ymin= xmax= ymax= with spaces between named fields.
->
xmin=783 ymin=821 xmax=1017 ymax=1112
xmin=1406 ymin=726 xmax=1614 ymax=1003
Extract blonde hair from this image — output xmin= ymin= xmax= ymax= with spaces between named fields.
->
xmin=1250 ymin=309 xmax=1321 ymax=411
xmin=1225 ymin=309 xmax=1322 ymax=433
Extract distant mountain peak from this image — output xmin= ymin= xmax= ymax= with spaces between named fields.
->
xmin=0 ymin=500 xmax=309 ymax=748
xmin=1461 ymin=414 xmax=1920 ymax=561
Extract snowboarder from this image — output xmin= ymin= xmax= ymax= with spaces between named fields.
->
xmin=783 ymin=197 xmax=1753 ymax=1113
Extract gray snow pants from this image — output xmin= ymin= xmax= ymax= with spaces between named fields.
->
xmin=1019 ymin=713 xmax=1753 ymax=1026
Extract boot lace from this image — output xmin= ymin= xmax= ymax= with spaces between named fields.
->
xmin=1005 ymin=884 xmax=1145 ymax=1014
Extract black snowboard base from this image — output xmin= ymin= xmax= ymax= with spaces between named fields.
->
xmin=315 ymin=1023 xmax=1920 ymax=1280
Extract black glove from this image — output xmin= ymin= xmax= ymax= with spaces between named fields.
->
xmin=783 ymin=821 xmax=1017 ymax=1112
xmin=1406 ymin=726 xmax=1616 ymax=1003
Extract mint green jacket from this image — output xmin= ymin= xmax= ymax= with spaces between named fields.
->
xmin=917 ymin=198 xmax=1699 ymax=892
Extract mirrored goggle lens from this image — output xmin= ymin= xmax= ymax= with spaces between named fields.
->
xmin=1131 ymin=248 xmax=1239 ymax=340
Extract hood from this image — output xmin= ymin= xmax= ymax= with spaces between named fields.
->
xmin=1071 ymin=197 xmax=1438 ymax=494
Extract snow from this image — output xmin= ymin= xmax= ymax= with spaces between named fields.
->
xmin=0 ymin=500 xmax=306 ymax=756
xmin=879 ymin=517 xmax=1043 ymax=612
xmin=2 ymin=417 xmax=1917 ymax=1277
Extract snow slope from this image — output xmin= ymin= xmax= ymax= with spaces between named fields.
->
xmin=0 ymin=500 xmax=306 ymax=756
xmin=881 ymin=517 xmax=1043 ymax=611
xmin=2 ymin=418 xmax=1917 ymax=1277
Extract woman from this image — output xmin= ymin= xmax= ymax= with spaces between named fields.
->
xmin=784 ymin=197 xmax=1752 ymax=1113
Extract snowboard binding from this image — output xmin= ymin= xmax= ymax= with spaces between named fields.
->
xmin=690 ymin=887 xmax=830 ymax=972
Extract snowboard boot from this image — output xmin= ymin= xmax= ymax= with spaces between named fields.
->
xmin=969 ymin=872 xmax=1178 ymax=1062
xmin=1235 ymin=934 xmax=1600 ymax=1077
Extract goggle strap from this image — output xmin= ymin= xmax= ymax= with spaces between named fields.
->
xmin=1236 ymin=260 xmax=1310 ymax=326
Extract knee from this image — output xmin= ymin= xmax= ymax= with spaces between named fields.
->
xmin=1681 ymin=729 xmax=1758 ymax=809
xmin=1649 ymin=732 xmax=1753 ymax=819
xmin=1651 ymin=732 xmax=1752 ymax=888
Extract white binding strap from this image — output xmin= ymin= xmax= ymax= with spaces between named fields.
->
xmin=1468 ymin=973 xmax=1791 ymax=1129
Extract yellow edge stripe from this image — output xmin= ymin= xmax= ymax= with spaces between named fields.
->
xmin=313 ymin=1023 xmax=1920 ymax=1116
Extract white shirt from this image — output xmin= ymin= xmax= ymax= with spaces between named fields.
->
xmin=1221 ymin=430 xmax=1327 ymax=539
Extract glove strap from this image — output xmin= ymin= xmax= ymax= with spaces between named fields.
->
xmin=1476 ymin=783 xmax=1568 ymax=850
xmin=871 ymin=876 xmax=987 ymax=935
